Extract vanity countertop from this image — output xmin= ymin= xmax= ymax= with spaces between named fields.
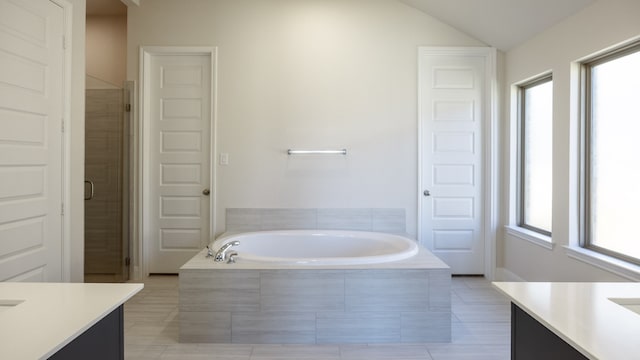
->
xmin=493 ymin=282 xmax=640 ymax=360
xmin=0 ymin=282 xmax=143 ymax=359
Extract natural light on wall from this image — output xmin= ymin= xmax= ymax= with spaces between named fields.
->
xmin=588 ymin=49 xmax=640 ymax=262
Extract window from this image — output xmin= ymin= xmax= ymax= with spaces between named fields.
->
xmin=583 ymin=42 xmax=640 ymax=265
xmin=518 ymin=75 xmax=553 ymax=236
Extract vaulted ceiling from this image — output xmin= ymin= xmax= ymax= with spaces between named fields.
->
xmin=88 ymin=0 xmax=597 ymax=50
xmin=398 ymin=0 xmax=596 ymax=50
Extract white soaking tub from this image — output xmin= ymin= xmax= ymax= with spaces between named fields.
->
xmin=211 ymin=230 xmax=419 ymax=265
xmin=179 ymin=229 xmax=451 ymax=344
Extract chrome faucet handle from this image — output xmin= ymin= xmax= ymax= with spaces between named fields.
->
xmin=206 ymin=245 xmax=214 ymax=258
xmin=214 ymin=241 xmax=240 ymax=262
xmin=227 ymin=252 xmax=238 ymax=264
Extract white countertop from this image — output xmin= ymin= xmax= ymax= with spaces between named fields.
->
xmin=493 ymin=282 xmax=640 ymax=360
xmin=0 ymin=282 xmax=143 ymax=360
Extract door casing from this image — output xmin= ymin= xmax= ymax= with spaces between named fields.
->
xmin=138 ymin=46 xmax=217 ymax=278
xmin=0 ymin=0 xmax=72 ymax=282
xmin=417 ymin=46 xmax=498 ymax=279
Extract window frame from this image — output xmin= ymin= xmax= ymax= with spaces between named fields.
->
xmin=517 ymin=74 xmax=553 ymax=237
xmin=581 ymin=41 xmax=640 ymax=266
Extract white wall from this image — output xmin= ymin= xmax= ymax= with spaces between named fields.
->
xmin=500 ymin=0 xmax=640 ymax=281
xmin=127 ymin=0 xmax=485 ymax=239
xmin=86 ymin=14 xmax=127 ymax=87
xmin=68 ymin=0 xmax=86 ymax=282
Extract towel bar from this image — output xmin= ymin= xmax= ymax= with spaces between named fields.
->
xmin=287 ymin=149 xmax=347 ymax=155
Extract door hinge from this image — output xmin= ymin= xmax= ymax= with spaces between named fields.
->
xmin=62 ymin=36 xmax=66 ymax=50
xmin=125 ymin=103 xmax=131 ymax=112
xmin=61 ymin=119 xmax=64 ymax=133
xmin=61 ymin=203 xmax=64 ymax=215
xmin=125 ymin=257 xmax=131 ymax=266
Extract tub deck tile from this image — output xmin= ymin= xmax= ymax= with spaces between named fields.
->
xmin=428 ymin=270 xmax=452 ymax=312
xmin=344 ymin=270 xmax=429 ymax=312
xmin=180 ymin=270 xmax=260 ymax=312
xmin=232 ymin=312 xmax=316 ymax=344
xmin=316 ymin=312 xmax=401 ymax=344
xmin=179 ymin=311 xmax=231 ymax=343
xmin=260 ymin=270 xmax=345 ymax=312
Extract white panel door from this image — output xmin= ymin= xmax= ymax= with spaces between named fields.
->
xmin=0 ymin=0 xmax=64 ymax=281
xmin=147 ymin=53 xmax=211 ymax=273
xmin=419 ymin=50 xmax=486 ymax=274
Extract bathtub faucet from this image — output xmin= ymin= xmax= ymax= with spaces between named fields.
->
xmin=214 ymin=241 xmax=240 ymax=262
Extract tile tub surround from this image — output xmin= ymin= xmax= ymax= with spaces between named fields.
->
xmin=226 ymin=208 xmax=406 ymax=233
xmin=179 ymin=247 xmax=451 ymax=344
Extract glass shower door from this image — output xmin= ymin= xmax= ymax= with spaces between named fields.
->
xmin=84 ymin=79 xmax=132 ymax=282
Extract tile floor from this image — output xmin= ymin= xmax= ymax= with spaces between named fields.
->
xmin=124 ymin=275 xmax=510 ymax=360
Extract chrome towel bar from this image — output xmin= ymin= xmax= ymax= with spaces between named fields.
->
xmin=287 ymin=149 xmax=347 ymax=155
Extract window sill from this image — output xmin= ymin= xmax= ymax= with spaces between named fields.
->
xmin=564 ymin=246 xmax=640 ymax=281
xmin=505 ymin=225 xmax=554 ymax=250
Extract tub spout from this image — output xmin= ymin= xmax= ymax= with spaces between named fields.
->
xmin=214 ymin=241 xmax=240 ymax=262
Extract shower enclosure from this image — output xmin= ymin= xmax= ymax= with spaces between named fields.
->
xmin=84 ymin=77 xmax=133 ymax=282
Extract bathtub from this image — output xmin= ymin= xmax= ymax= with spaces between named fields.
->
xmin=211 ymin=230 xmax=419 ymax=265
xmin=180 ymin=229 xmax=451 ymax=344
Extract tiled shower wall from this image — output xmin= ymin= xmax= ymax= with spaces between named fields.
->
xmin=225 ymin=208 xmax=406 ymax=233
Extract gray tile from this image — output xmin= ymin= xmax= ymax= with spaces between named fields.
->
xmin=372 ymin=208 xmax=406 ymax=233
xmin=260 ymin=270 xmax=344 ymax=312
xmin=317 ymin=208 xmax=373 ymax=231
xmin=124 ymin=344 xmax=167 ymax=359
xmin=179 ymin=311 xmax=231 ymax=343
xmin=427 ymin=344 xmax=509 ymax=360
xmin=232 ymin=312 xmax=316 ymax=343
xmin=126 ymin=274 xmax=510 ymax=357
xmin=400 ymin=312 xmax=451 ymax=342
xmin=260 ymin=209 xmax=317 ymax=230
xmin=339 ymin=344 xmax=431 ymax=359
xmin=451 ymin=322 xmax=511 ymax=345
xmin=195 ymin=343 xmax=254 ymax=356
xmin=160 ymin=355 xmax=247 ymax=360
xmin=159 ymin=344 xmax=252 ymax=359
xmin=226 ymin=208 xmax=263 ymax=231
xmin=251 ymin=344 xmax=340 ymax=359
xmin=452 ymin=303 xmax=511 ymax=323
xmin=345 ymin=270 xmax=429 ymax=311
xmin=429 ymin=270 xmax=452 ymax=312
xmin=316 ymin=312 xmax=401 ymax=343
xmin=452 ymin=286 xmax=510 ymax=305
xmin=179 ymin=270 xmax=260 ymax=312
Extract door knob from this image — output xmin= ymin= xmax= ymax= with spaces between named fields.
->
xmin=202 ymin=189 xmax=210 ymax=196
xmin=423 ymin=190 xmax=431 ymax=197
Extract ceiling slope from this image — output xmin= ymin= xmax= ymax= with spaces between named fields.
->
xmin=399 ymin=0 xmax=595 ymax=50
